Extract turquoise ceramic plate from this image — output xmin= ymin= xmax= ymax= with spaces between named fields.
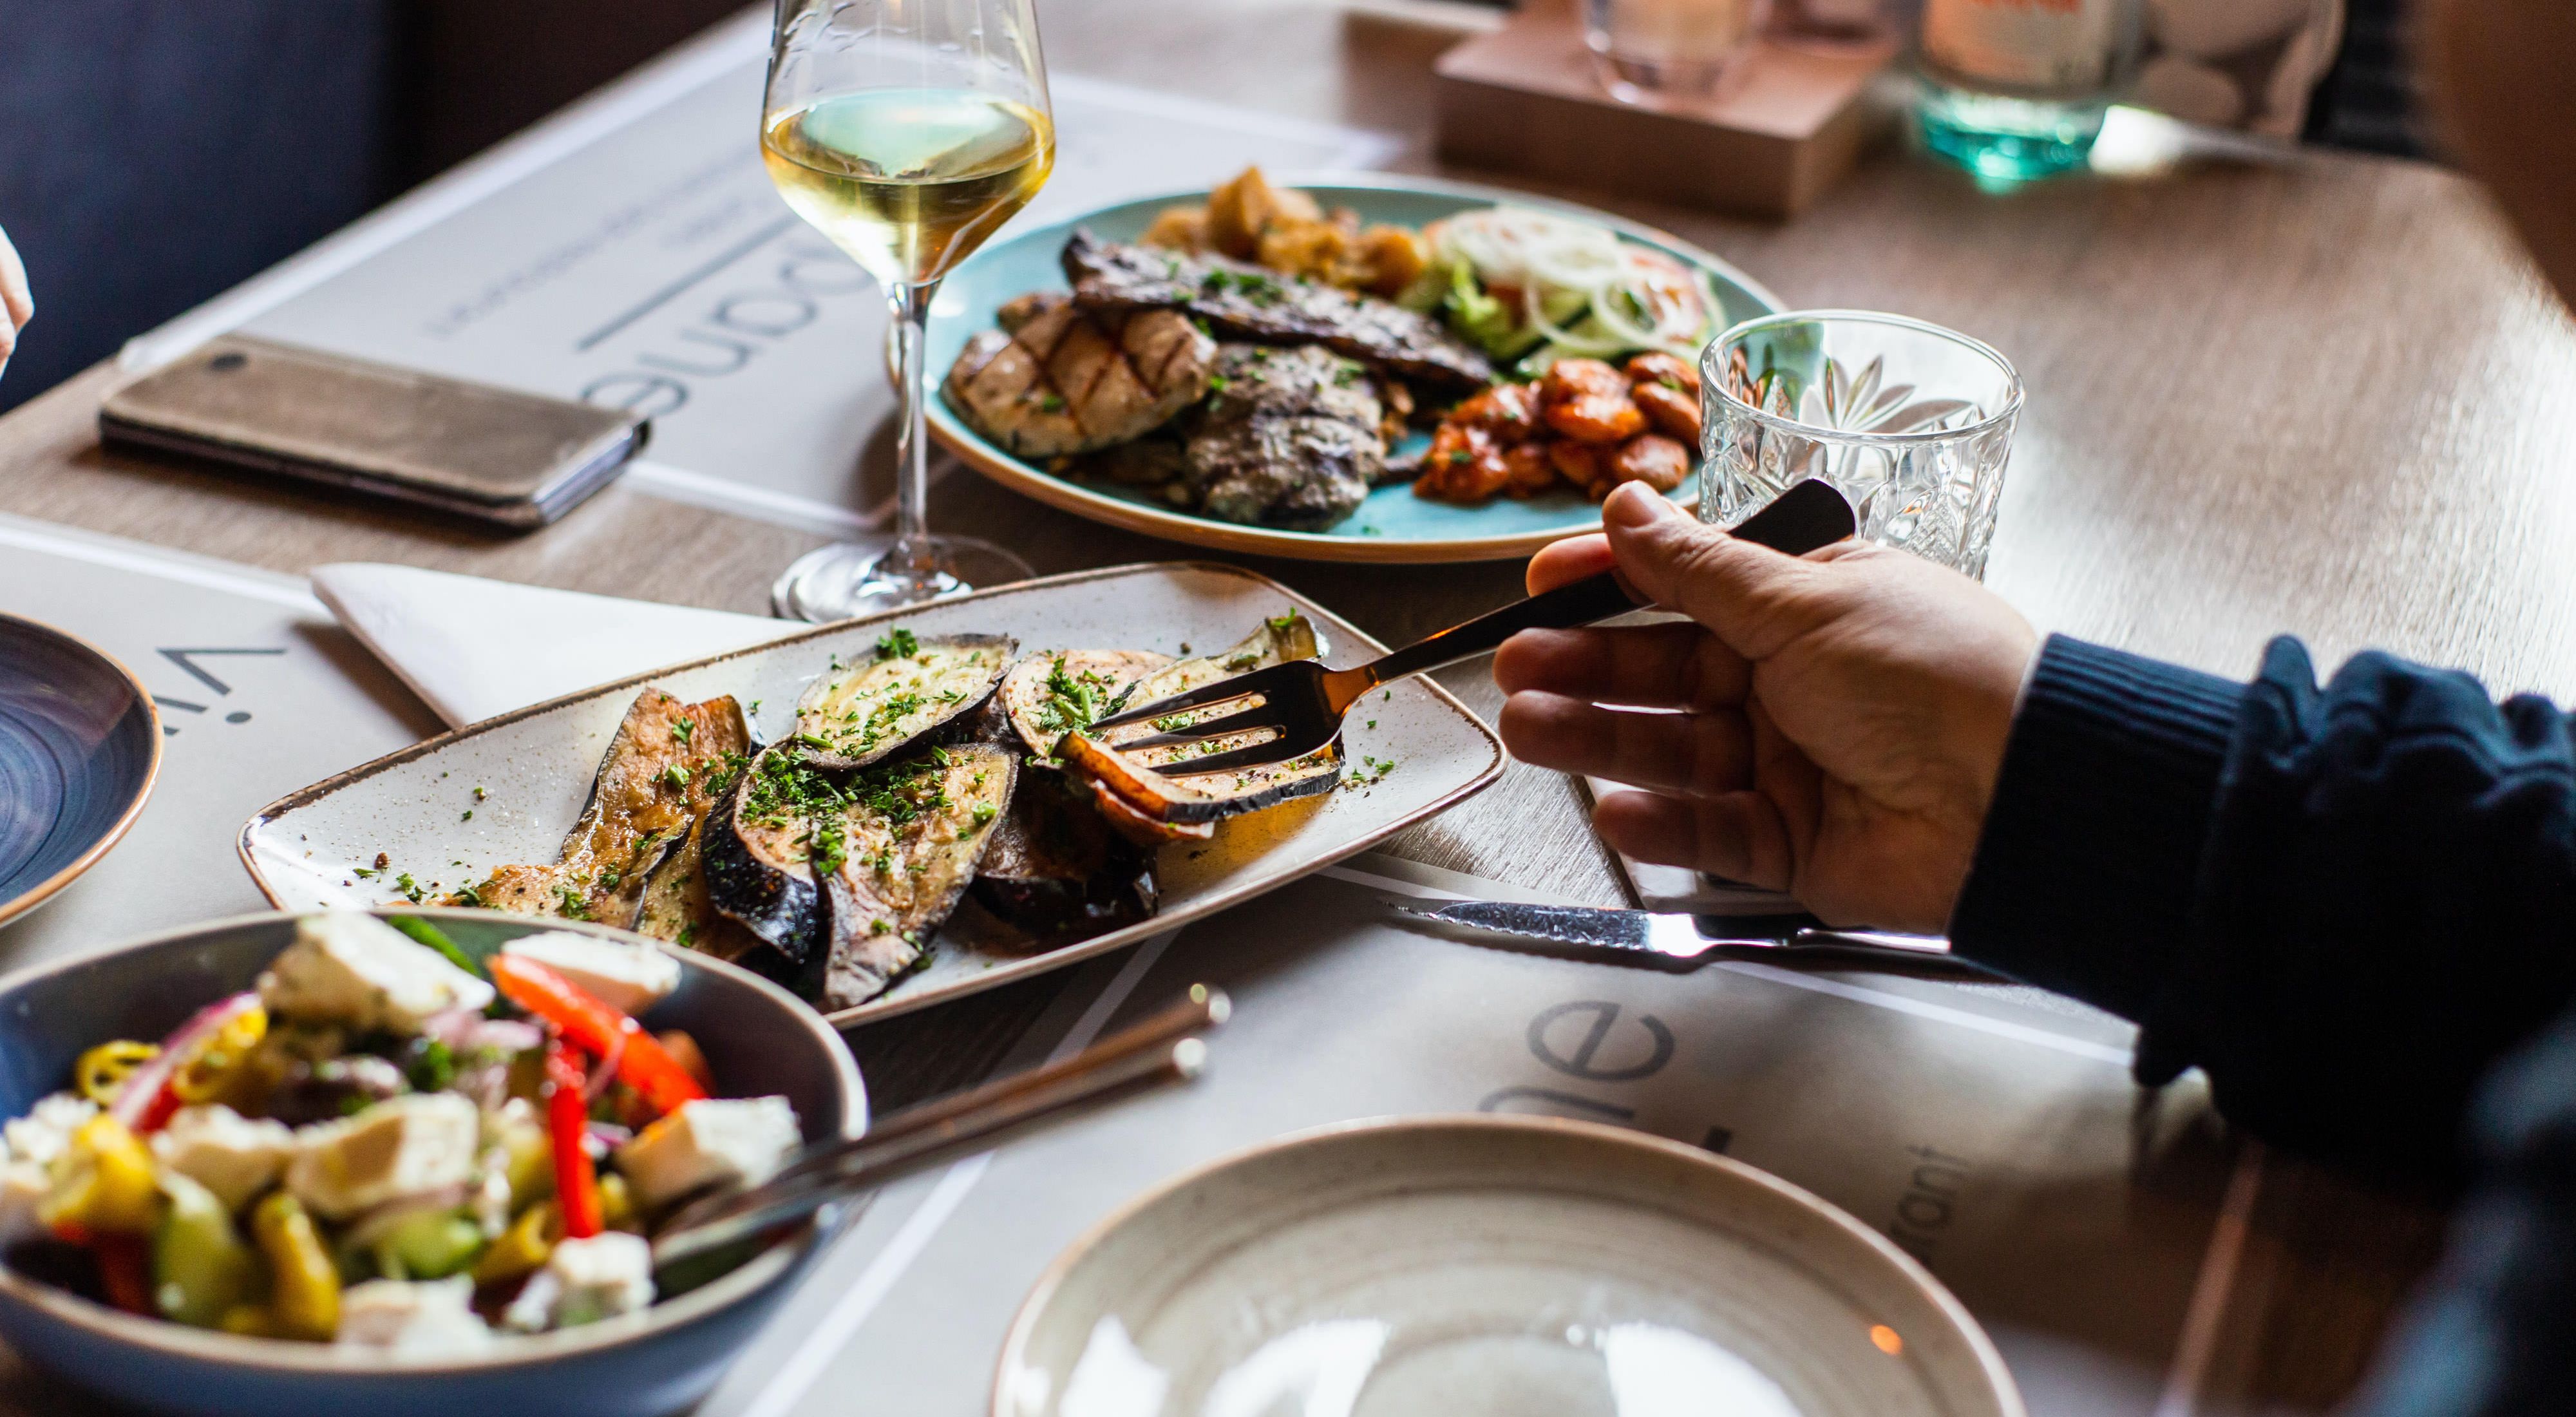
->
xmin=927 ymin=173 xmax=1783 ymax=564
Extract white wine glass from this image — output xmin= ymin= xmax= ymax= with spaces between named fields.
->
xmin=762 ymin=0 xmax=1055 ymax=620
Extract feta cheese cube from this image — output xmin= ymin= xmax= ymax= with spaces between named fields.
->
xmin=500 ymin=931 xmax=681 ymax=1016
xmin=152 ymin=1105 xmax=296 ymax=1212
xmin=258 ymin=913 xmax=496 ymax=1033
xmin=3 ymin=1092 xmax=98 ymax=1169
xmin=502 ymin=1232 xmax=656 ymax=1333
xmin=614 ymin=1096 xmax=801 ymax=1209
xmin=337 ymin=1276 xmax=494 ymax=1356
xmin=0 ymin=1161 xmax=50 ymax=1246
xmin=286 ymin=1093 xmax=481 ymax=1221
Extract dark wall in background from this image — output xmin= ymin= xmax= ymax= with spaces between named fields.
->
xmin=0 ymin=1 xmax=401 ymax=410
xmin=0 ymin=0 xmax=744 ymax=414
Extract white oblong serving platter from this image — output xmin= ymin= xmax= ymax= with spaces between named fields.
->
xmin=996 ymin=1116 xmax=2025 ymax=1417
xmin=240 ymin=562 xmax=1502 ymax=1027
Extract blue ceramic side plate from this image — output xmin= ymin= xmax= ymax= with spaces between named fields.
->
xmin=0 ymin=613 xmax=160 ymax=927
xmin=927 ymin=173 xmax=1784 ymax=564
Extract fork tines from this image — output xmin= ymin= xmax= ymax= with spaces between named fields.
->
xmin=1088 ymin=673 xmax=1276 ymax=732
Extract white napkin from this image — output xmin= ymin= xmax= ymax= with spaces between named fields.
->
xmin=309 ymin=563 xmax=802 ymax=728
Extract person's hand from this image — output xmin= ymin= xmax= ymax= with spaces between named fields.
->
xmin=0 ymin=223 xmax=29 ymax=381
xmin=1493 ymin=482 xmax=2039 ymax=933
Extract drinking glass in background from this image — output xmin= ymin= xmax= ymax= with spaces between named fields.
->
xmin=762 ymin=0 xmax=1056 ymax=621
xmin=1768 ymin=0 xmax=1892 ymax=51
xmin=1915 ymin=0 xmax=2144 ymax=182
xmin=1584 ymin=0 xmax=1769 ymax=102
xmin=1700 ymin=311 xmax=2022 ymax=580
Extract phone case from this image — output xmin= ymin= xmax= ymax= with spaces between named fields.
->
xmin=98 ymin=337 xmax=649 ymax=529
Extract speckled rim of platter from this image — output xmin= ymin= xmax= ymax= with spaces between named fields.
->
xmin=237 ymin=561 xmax=1505 ymax=1029
xmin=992 ymin=1114 xmax=2027 ymax=1417
xmin=928 ymin=171 xmax=1786 ymax=565
xmin=0 ymin=613 xmax=164 ymax=928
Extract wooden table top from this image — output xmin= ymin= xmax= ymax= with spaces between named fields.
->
xmin=0 ymin=0 xmax=2547 ymax=1407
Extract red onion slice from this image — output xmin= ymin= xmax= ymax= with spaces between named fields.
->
xmin=110 ymin=992 xmax=260 ymax=1128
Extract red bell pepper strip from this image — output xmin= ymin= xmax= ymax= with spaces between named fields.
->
xmin=545 ymin=1041 xmax=603 ymax=1241
xmin=490 ymin=955 xmax=707 ymax=1116
xmin=92 ymin=1233 xmax=153 ymax=1317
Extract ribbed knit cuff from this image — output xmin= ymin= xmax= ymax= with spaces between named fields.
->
xmin=1949 ymin=635 xmax=2243 ymax=1021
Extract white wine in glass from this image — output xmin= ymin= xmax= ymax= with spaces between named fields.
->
xmin=762 ymin=0 xmax=1056 ymax=620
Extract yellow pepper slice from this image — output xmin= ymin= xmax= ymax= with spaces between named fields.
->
xmin=73 ymin=1041 xmax=158 ymax=1107
xmin=37 ymin=1116 xmax=161 ymax=1235
xmin=250 ymin=1193 xmax=339 ymax=1342
xmin=169 ymin=1005 xmax=267 ymax=1106
xmin=470 ymin=1199 xmax=560 ymax=1285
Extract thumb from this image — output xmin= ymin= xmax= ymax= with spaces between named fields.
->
xmin=1600 ymin=482 xmax=1829 ymax=659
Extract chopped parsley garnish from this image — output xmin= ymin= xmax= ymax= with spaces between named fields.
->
xmin=394 ymin=872 xmax=425 ymax=904
xmin=471 ymin=786 xmax=488 ymax=802
xmin=875 ymin=627 xmax=920 ymax=661
xmin=1038 ymin=394 xmax=1066 ymax=413
xmin=555 ymin=884 xmax=594 ymax=920
xmin=972 ymin=803 xmax=998 ymax=825
xmin=672 ymin=718 xmax=694 ymax=745
xmin=659 ymin=765 xmax=691 ymax=790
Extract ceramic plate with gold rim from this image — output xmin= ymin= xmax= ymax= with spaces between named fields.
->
xmin=996 ymin=1116 xmax=2024 ymax=1417
xmin=927 ymin=174 xmax=1783 ymax=564
xmin=238 ymin=563 xmax=1502 ymax=1028
xmin=0 ymin=613 xmax=162 ymax=928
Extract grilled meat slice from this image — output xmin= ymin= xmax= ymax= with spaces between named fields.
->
xmin=943 ymin=298 xmax=1215 ymax=459
xmin=1062 ymin=230 xmax=1493 ymax=392
xmin=1182 ymin=344 xmax=1383 ymax=528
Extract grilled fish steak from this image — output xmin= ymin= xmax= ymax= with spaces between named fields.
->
xmin=818 ymin=745 xmax=1018 ymax=1009
xmin=944 ymin=298 xmax=1216 ymax=459
xmin=795 ymin=633 xmax=1015 ymax=770
xmin=1183 ymin=344 xmax=1383 ymax=528
xmin=461 ymin=689 xmax=752 ymax=929
xmin=1063 ymin=230 xmax=1493 ymax=391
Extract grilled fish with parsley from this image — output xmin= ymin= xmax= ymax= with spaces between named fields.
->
xmin=815 ymin=744 xmax=1017 ymax=1009
xmin=793 ymin=631 xmax=1014 ymax=770
xmin=459 ymin=689 xmax=751 ymax=928
xmin=943 ymin=294 xmax=1216 ymax=459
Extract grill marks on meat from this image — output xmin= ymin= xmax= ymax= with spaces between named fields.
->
xmin=944 ymin=295 xmax=1216 ymax=458
xmin=1063 ymin=230 xmax=1493 ymax=392
xmin=1183 ymin=345 xmax=1385 ymax=529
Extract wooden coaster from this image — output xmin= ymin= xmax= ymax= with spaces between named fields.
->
xmin=1434 ymin=0 xmax=1900 ymax=219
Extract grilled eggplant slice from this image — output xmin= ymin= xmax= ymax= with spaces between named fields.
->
xmin=458 ymin=689 xmax=752 ymax=927
xmin=1109 ymin=613 xmax=1322 ymax=727
xmin=793 ymin=632 xmax=1015 ymax=770
xmin=1061 ymin=730 xmax=1341 ymax=826
xmin=971 ymin=767 xmax=1159 ymax=938
xmin=816 ymin=745 xmax=1018 ymax=1009
xmin=701 ymin=746 xmax=834 ymax=973
xmin=633 ymin=817 xmax=771 ymax=965
xmin=999 ymin=649 xmax=1173 ymax=757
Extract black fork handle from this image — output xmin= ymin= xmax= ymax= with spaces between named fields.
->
xmin=1361 ymin=479 xmax=1857 ymax=687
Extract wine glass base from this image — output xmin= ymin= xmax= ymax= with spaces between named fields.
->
xmin=770 ymin=535 xmax=1036 ymax=622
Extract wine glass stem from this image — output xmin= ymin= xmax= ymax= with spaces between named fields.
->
xmin=886 ymin=279 xmax=941 ymax=578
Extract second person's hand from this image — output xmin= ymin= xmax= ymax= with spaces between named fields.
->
xmin=1493 ymin=482 xmax=2039 ymax=933
xmin=0 ymin=223 xmax=28 ymax=381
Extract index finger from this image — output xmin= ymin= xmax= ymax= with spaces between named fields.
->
xmin=1526 ymin=532 xmax=1612 ymax=595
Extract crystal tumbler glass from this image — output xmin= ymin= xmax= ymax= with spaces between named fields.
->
xmin=1701 ymin=310 xmax=2021 ymax=580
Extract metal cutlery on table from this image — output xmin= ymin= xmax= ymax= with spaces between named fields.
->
xmin=1401 ymin=900 xmax=2000 ymax=980
xmin=1086 ymin=479 xmax=1861 ymax=773
xmin=650 ymin=985 xmax=1228 ymax=1277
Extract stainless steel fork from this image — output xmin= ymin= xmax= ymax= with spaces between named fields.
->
xmin=1086 ymin=479 xmax=1859 ymax=775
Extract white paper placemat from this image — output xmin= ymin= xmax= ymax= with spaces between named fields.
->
xmin=121 ymin=11 xmax=1403 ymax=540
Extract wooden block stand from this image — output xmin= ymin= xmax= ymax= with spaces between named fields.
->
xmin=1434 ymin=0 xmax=1900 ymax=219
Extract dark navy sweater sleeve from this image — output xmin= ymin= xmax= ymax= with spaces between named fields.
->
xmin=1951 ymin=633 xmax=2576 ymax=1416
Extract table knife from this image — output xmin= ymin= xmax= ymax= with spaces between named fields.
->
xmin=1403 ymin=900 xmax=1994 ymax=976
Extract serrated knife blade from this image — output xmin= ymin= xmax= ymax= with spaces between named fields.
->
xmin=1402 ymin=900 xmax=1973 ymax=973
